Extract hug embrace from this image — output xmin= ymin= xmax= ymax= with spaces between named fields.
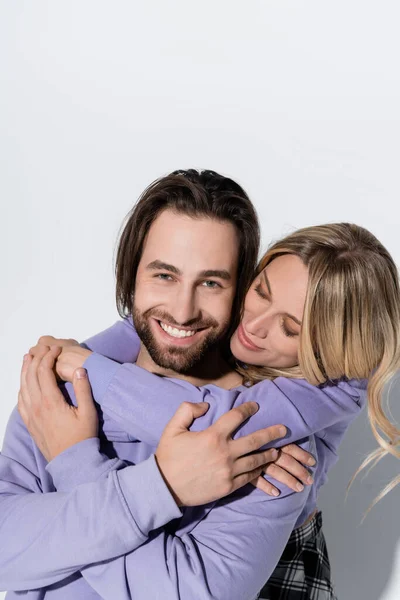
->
xmin=2 ymin=170 xmax=400 ymax=599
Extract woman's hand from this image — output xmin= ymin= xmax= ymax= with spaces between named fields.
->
xmin=29 ymin=336 xmax=92 ymax=382
xmin=18 ymin=345 xmax=98 ymax=462
xmin=253 ymin=444 xmax=315 ymax=496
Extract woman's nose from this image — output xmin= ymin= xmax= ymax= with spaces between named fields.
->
xmin=245 ymin=314 xmax=270 ymax=339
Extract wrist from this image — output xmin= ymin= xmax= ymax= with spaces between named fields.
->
xmin=154 ymin=453 xmax=183 ymax=507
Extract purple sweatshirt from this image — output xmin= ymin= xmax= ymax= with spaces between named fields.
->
xmin=0 ymin=318 xmax=366 ymax=600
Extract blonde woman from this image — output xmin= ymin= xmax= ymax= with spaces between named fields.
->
xmin=18 ymin=223 xmax=400 ymax=599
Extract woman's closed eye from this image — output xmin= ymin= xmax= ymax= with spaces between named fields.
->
xmin=280 ymin=319 xmax=299 ymax=338
xmin=254 ymin=283 xmax=270 ymax=300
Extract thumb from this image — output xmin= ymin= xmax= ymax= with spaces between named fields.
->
xmin=164 ymin=401 xmax=209 ymax=434
xmin=72 ymin=368 xmax=96 ymax=415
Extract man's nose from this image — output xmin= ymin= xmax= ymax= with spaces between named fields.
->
xmin=171 ymin=286 xmax=201 ymax=325
xmin=245 ymin=313 xmax=270 ymax=339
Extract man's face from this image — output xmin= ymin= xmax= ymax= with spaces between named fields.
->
xmin=133 ymin=209 xmax=239 ymax=374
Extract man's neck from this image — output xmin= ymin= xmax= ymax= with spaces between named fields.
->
xmin=136 ymin=345 xmax=243 ymax=389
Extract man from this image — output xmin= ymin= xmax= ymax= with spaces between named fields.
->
xmin=1 ymin=170 xmax=313 ymax=598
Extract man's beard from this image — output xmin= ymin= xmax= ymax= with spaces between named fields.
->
xmin=132 ymin=306 xmax=229 ymax=374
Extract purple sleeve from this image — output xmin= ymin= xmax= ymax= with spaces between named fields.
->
xmin=0 ymin=408 xmax=181 ymax=590
xmin=82 ymin=318 xmax=365 ymax=450
xmin=80 ymin=439 xmax=316 ymax=600
xmin=81 ymin=316 xmax=141 ymax=363
xmin=82 ymin=356 xmax=365 ymax=448
xmin=47 ymin=318 xmax=364 ymax=501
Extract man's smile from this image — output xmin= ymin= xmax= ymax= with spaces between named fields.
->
xmin=153 ymin=318 xmax=208 ymax=346
xmin=159 ymin=321 xmax=196 ymax=338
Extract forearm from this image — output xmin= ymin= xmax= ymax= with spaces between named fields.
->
xmin=81 ymin=460 xmax=313 ymax=600
xmin=0 ymin=412 xmax=181 ymax=591
xmin=83 ymin=353 xmax=364 ymax=450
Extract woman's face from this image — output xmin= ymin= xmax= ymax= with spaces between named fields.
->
xmin=230 ymin=254 xmax=309 ymax=368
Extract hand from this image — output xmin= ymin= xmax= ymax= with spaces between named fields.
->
xmin=18 ymin=345 xmax=98 ymax=462
xmin=30 ymin=336 xmax=92 ymax=382
xmin=155 ymin=401 xmax=287 ymax=507
xmin=252 ymin=444 xmax=316 ymax=497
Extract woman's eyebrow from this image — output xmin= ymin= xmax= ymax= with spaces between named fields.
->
xmin=264 ymin=271 xmax=302 ymax=325
xmin=285 ymin=313 xmax=302 ymax=326
xmin=263 ymin=271 xmax=272 ymax=295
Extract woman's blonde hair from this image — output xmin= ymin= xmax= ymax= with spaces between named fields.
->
xmin=239 ymin=223 xmax=400 ymax=507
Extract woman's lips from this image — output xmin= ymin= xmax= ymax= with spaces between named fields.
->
xmin=237 ymin=323 xmax=263 ymax=352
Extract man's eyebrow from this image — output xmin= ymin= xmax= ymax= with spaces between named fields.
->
xmin=263 ymin=270 xmax=302 ymax=326
xmin=146 ymin=260 xmax=181 ymax=275
xmin=199 ymin=270 xmax=232 ymax=281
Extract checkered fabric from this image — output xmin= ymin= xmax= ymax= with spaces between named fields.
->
xmin=257 ymin=511 xmax=337 ymax=600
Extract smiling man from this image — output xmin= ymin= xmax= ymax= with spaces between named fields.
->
xmin=1 ymin=170 xmax=315 ymax=599
xmin=132 ymin=210 xmax=240 ymax=381
xmin=111 ymin=169 xmax=259 ymax=387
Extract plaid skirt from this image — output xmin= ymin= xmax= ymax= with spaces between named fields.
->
xmin=257 ymin=511 xmax=337 ymax=600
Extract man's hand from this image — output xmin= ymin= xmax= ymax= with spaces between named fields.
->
xmin=18 ymin=345 xmax=98 ymax=462
xmin=155 ymin=401 xmax=289 ymax=507
xmin=30 ymin=336 xmax=92 ymax=382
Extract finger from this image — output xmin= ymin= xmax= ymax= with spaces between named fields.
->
xmin=19 ymin=354 xmax=33 ymax=410
xmin=273 ymin=452 xmax=314 ymax=486
xmin=20 ymin=353 xmax=32 ymax=392
xmin=232 ymin=448 xmax=279 ymax=477
xmin=28 ymin=344 xmax=45 ymax=357
xmin=38 ymin=335 xmax=79 ymax=347
xmin=281 ymin=443 xmax=316 ymax=467
xmin=163 ymin=401 xmax=210 ymax=435
xmin=231 ymin=465 xmax=266 ymax=493
xmin=37 ymin=335 xmax=58 ymax=346
xmin=212 ymin=402 xmax=260 ymax=439
xmin=72 ymin=368 xmax=97 ymax=416
xmin=231 ymin=424 xmax=287 ymax=459
xmin=251 ymin=475 xmax=280 ymax=497
xmin=36 ymin=347 xmax=65 ymax=405
xmin=263 ymin=463 xmax=305 ymax=492
xmin=25 ymin=347 xmax=50 ymax=403
xmin=17 ymin=390 xmax=28 ymax=423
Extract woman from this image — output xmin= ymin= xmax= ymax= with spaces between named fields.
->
xmin=28 ymin=222 xmax=400 ymax=599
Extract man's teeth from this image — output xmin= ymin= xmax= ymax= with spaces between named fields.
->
xmin=159 ymin=322 xmax=196 ymax=338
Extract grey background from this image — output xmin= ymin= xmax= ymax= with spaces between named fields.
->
xmin=1 ymin=2 xmax=399 ymax=598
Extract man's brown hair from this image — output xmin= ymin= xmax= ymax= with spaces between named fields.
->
xmin=115 ymin=169 xmax=260 ymax=338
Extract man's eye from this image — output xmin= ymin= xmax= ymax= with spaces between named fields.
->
xmin=156 ymin=273 xmax=174 ymax=281
xmin=202 ymin=280 xmax=221 ymax=289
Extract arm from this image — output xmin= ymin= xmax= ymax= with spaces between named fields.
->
xmin=76 ymin=439 xmax=315 ymax=600
xmin=0 ymin=407 xmax=181 ymax=591
xmin=5 ymin=353 xmax=285 ymax=590
xmin=79 ymin=319 xmax=365 ymax=447
xmin=35 ymin=319 xmax=361 ymax=491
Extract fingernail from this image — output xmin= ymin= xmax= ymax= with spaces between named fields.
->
xmin=308 ymin=457 xmax=316 ymax=466
xmin=296 ymin=483 xmax=304 ymax=492
xmin=271 ymin=449 xmax=278 ymax=460
xmin=279 ymin=426 xmax=287 ymax=437
xmin=76 ymin=368 xmax=87 ymax=379
xmin=271 ymin=489 xmax=280 ymax=497
xmin=23 ymin=354 xmax=30 ymax=362
xmin=306 ymin=476 xmax=314 ymax=485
